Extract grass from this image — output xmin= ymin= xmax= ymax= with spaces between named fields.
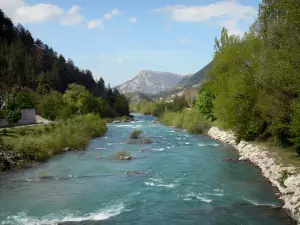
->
xmin=0 ymin=114 xmax=107 ymax=162
xmin=130 ymin=129 xmax=143 ymax=139
xmin=109 ymin=150 xmax=132 ymax=160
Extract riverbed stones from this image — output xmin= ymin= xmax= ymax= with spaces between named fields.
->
xmin=208 ymin=126 xmax=300 ymax=224
xmin=62 ymin=147 xmax=71 ymax=152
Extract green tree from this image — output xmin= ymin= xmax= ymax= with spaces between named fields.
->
xmin=63 ymin=84 xmax=92 ymax=115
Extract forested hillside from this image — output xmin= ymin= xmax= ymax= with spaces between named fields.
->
xmin=198 ymin=0 xmax=300 ymax=153
xmin=0 ymin=9 xmax=129 ymax=119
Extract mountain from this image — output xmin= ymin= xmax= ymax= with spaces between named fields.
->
xmin=117 ymin=70 xmax=184 ymax=94
xmin=154 ymin=62 xmax=212 ymax=99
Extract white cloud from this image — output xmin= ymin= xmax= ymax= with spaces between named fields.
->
xmin=60 ymin=5 xmax=84 ymax=26
xmin=180 ymin=38 xmax=190 ymax=44
xmin=214 ymin=19 xmax=244 ymax=36
xmin=0 ymin=0 xmax=24 ymax=19
xmin=88 ymin=19 xmax=103 ymax=29
xmin=152 ymin=5 xmax=185 ymax=14
xmin=98 ymin=54 xmax=105 ymax=59
xmin=217 ymin=19 xmax=237 ymax=30
xmin=129 ymin=17 xmax=137 ymax=23
xmin=153 ymin=0 xmax=256 ymax=36
xmin=0 ymin=0 xmax=63 ymax=24
xmin=103 ymin=8 xmax=122 ymax=20
xmin=228 ymin=29 xmax=244 ymax=36
xmin=172 ymin=1 xmax=257 ymax=22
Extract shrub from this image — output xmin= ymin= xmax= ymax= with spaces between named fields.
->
xmin=6 ymin=109 xmax=22 ymax=124
xmin=0 ymin=110 xmax=8 ymax=119
xmin=159 ymin=108 xmax=211 ymax=134
xmin=130 ymin=129 xmax=143 ymax=139
xmin=110 ymin=150 xmax=132 ymax=160
xmin=15 ymin=92 xmax=35 ymax=109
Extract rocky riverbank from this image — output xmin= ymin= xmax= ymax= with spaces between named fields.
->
xmin=0 ymin=147 xmax=85 ymax=172
xmin=0 ymin=151 xmax=31 ymax=172
xmin=208 ymin=126 xmax=300 ymax=224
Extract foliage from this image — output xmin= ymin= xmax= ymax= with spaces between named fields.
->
xmin=0 ymin=110 xmax=8 ymax=119
xmin=15 ymin=92 xmax=35 ymax=109
xmin=131 ymin=96 xmax=189 ymax=118
xmin=196 ymin=82 xmax=216 ymax=121
xmin=35 ymin=84 xmax=127 ymax=121
xmin=6 ymin=114 xmax=107 ymax=161
xmin=110 ymin=150 xmax=131 ymax=160
xmin=130 ymin=129 xmax=143 ymax=139
xmin=0 ymin=9 xmax=130 ymax=119
xmin=6 ymin=109 xmax=22 ymax=124
xmin=36 ymin=91 xmax=70 ymax=120
xmin=159 ymin=108 xmax=211 ymax=134
xmin=63 ymin=84 xmax=92 ymax=115
xmin=195 ymin=0 xmax=300 ymax=155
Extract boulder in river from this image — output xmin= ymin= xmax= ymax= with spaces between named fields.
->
xmin=117 ymin=156 xmax=133 ymax=160
xmin=0 ymin=151 xmax=28 ymax=172
xmin=110 ymin=150 xmax=134 ymax=160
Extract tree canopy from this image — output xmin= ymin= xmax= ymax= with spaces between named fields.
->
xmin=0 ymin=9 xmax=130 ymax=119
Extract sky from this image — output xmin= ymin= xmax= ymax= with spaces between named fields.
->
xmin=0 ymin=0 xmax=260 ymax=86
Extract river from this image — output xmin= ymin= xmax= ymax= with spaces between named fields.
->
xmin=0 ymin=114 xmax=295 ymax=225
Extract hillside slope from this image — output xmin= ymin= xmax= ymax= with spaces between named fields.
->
xmin=154 ymin=62 xmax=212 ymax=98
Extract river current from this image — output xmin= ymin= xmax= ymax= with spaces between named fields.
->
xmin=0 ymin=114 xmax=295 ymax=225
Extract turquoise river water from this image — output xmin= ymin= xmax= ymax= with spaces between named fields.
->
xmin=0 ymin=114 xmax=296 ymax=225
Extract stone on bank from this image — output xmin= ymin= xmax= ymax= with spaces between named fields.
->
xmin=208 ymin=126 xmax=300 ymax=224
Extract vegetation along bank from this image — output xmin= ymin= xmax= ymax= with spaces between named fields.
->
xmin=0 ymin=9 xmax=131 ymax=172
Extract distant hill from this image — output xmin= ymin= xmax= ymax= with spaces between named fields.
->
xmin=153 ymin=62 xmax=212 ymax=99
xmin=117 ymin=70 xmax=184 ymax=94
xmin=124 ymin=92 xmax=152 ymax=103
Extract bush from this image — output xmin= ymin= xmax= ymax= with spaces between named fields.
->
xmin=110 ymin=150 xmax=132 ymax=160
xmin=0 ymin=110 xmax=8 ymax=119
xmin=159 ymin=108 xmax=211 ymax=134
xmin=6 ymin=109 xmax=22 ymax=124
xmin=15 ymin=92 xmax=35 ymax=109
xmin=130 ymin=129 xmax=143 ymax=139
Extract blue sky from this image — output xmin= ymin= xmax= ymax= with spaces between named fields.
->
xmin=1 ymin=0 xmax=260 ymax=86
